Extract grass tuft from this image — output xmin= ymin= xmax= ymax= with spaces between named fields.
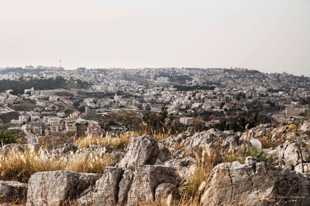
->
xmin=181 ymin=148 xmax=219 ymax=204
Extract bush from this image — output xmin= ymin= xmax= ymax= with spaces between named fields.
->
xmin=0 ymin=130 xmax=18 ymax=145
xmin=223 ymin=146 xmax=270 ymax=164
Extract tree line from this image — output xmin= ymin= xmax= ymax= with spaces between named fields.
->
xmin=0 ymin=77 xmax=90 ymax=94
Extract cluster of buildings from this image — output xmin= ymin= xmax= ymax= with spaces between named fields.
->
xmin=0 ymin=67 xmax=309 ymax=143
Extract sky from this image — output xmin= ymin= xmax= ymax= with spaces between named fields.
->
xmin=0 ymin=0 xmax=309 ymax=76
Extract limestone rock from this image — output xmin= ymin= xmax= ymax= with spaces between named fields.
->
xmin=183 ymin=129 xmax=219 ymax=151
xmin=126 ymin=165 xmax=180 ymax=206
xmin=118 ymin=135 xmax=159 ymax=168
xmin=156 ymin=143 xmax=171 ymax=164
xmin=0 ymin=181 xmax=27 ymax=204
xmin=300 ymin=121 xmax=310 ymax=133
xmin=277 ymin=141 xmax=310 ymax=169
xmin=295 ymin=163 xmax=310 ymax=174
xmin=117 ymin=169 xmax=134 ymax=206
xmin=200 ymin=162 xmax=310 ymax=206
xmin=164 ymin=157 xmax=196 ymax=179
xmin=155 ymin=183 xmax=178 ymax=206
xmin=77 ymin=167 xmax=123 ymax=206
xmin=26 ymin=171 xmax=101 ymax=206
xmin=182 ymin=129 xmax=241 ymax=156
xmin=78 ymin=165 xmax=180 ymax=206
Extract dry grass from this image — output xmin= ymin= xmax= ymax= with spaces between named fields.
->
xmin=258 ymin=133 xmax=286 ymax=149
xmin=66 ymin=153 xmax=113 ymax=173
xmin=0 ymin=149 xmax=113 ymax=182
xmin=76 ymin=129 xmax=173 ymax=150
xmin=180 ymin=148 xmax=218 ymax=204
xmin=75 ymin=129 xmax=173 ymax=150
xmin=153 ymin=130 xmax=172 ymax=141
xmin=75 ymin=131 xmax=140 ymax=150
xmin=0 ymin=150 xmax=64 ymax=182
xmin=258 ymin=124 xmax=299 ymax=149
xmin=259 ymin=135 xmax=277 ymax=149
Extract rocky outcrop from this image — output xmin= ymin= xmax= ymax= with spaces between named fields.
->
xmin=26 ymin=171 xmax=101 ymax=206
xmin=78 ymin=165 xmax=180 ymax=206
xmin=183 ymin=129 xmax=221 ymax=151
xmin=77 ymin=167 xmax=123 ymax=206
xmin=155 ymin=183 xmax=178 ymax=206
xmin=3 ymin=124 xmax=310 ymax=206
xmin=118 ymin=135 xmax=160 ymax=168
xmin=25 ymin=165 xmax=180 ymax=206
xmin=0 ymin=180 xmax=27 ymax=204
xmin=126 ymin=165 xmax=179 ymax=206
xmin=200 ymin=162 xmax=310 ymax=206
xmin=117 ymin=169 xmax=134 ymax=206
xmin=277 ymin=140 xmax=310 ymax=170
xmin=17 ymin=134 xmax=181 ymax=206
xmin=181 ymin=129 xmax=242 ymax=155
xmin=164 ymin=157 xmax=196 ymax=179
xmin=240 ymin=124 xmax=272 ymax=141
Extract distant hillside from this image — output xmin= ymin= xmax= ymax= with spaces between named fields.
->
xmin=0 ymin=76 xmax=90 ymax=94
xmin=1 ymin=67 xmax=310 ymax=91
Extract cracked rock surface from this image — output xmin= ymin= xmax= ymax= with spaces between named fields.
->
xmin=200 ymin=162 xmax=310 ymax=206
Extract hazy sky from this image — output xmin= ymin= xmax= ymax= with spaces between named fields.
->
xmin=0 ymin=0 xmax=309 ymax=75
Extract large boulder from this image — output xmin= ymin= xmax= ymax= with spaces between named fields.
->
xmin=118 ymin=135 xmax=160 ymax=168
xmin=77 ymin=167 xmax=123 ymax=206
xmin=0 ymin=180 xmax=27 ymax=204
xmin=126 ymin=165 xmax=180 ymax=206
xmin=183 ymin=129 xmax=220 ymax=151
xmin=26 ymin=171 xmax=101 ymax=206
xmin=182 ymin=129 xmax=241 ymax=156
xmin=277 ymin=140 xmax=310 ymax=170
xmin=78 ymin=165 xmax=180 ymax=206
xmin=200 ymin=162 xmax=310 ymax=206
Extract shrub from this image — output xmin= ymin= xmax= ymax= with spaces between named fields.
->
xmin=223 ymin=146 xmax=271 ymax=164
xmin=0 ymin=130 xmax=18 ymax=145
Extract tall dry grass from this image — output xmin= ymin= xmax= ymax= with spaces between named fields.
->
xmin=0 ymin=150 xmax=64 ymax=182
xmin=0 ymin=149 xmax=113 ymax=182
xmin=66 ymin=153 xmax=113 ymax=173
xmin=75 ymin=131 xmax=142 ymax=149
xmin=180 ymin=149 xmax=218 ymax=204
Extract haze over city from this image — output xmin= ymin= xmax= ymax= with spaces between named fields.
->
xmin=0 ymin=0 xmax=309 ymax=75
